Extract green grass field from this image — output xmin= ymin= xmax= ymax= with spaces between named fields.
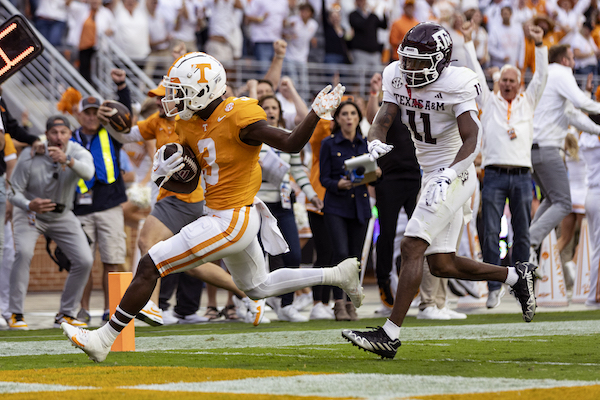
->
xmin=1 ymin=311 xmax=600 ymax=399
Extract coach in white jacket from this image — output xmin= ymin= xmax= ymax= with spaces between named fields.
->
xmin=463 ymin=22 xmax=547 ymax=308
xmin=530 ymin=44 xmax=600 ymax=261
xmin=6 ymin=116 xmax=95 ymax=330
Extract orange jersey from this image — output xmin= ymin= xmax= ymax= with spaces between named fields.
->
xmin=138 ymin=111 xmax=204 ymax=204
xmin=307 ymin=119 xmax=332 ymax=214
xmin=4 ymin=134 xmax=16 ymax=159
xmin=175 ymin=97 xmax=266 ymax=210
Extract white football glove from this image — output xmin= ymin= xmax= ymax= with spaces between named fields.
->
xmin=311 ymin=83 xmax=345 ymax=120
xmin=367 ymin=139 xmax=394 ymax=161
xmin=424 ymin=168 xmax=457 ymax=206
xmin=151 ymin=146 xmax=184 ymax=189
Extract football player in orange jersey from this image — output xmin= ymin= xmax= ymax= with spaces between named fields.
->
xmin=99 ymin=82 xmax=261 ymax=325
xmin=63 ymin=52 xmax=363 ymax=363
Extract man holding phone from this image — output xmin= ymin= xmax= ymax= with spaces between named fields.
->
xmin=6 ymin=116 xmax=95 ymax=330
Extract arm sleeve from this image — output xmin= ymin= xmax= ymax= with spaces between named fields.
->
xmin=1 ymin=99 xmax=39 ymax=145
xmin=289 ymin=152 xmax=317 ymax=200
xmin=558 ymin=72 xmax=600 ymax=114
xmin=8 ymin=152 xmax=32 ymax=211
xmin=70 ymin=147 xmax=96 ymax=181
xmin=117 ymin=85 xmax=132 ymax=113
xmin=106 ymin=124 xmax=145 ymax=143
xmin=319 ymin=141 xmax=341 ymax=194
xmin=464 ymin=40 xmax=490 ymax=104
xmin=524 ymin=45 xmax=549 ymax=106
xmin=566 ymin=102 xmax=600 ymax=135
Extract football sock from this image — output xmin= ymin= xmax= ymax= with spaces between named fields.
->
xmin=505 ymin=267 xmax=518 ymax=286
xmin=108 ymin=305 xmax=135 ymax=333
xmin=383 ymin=319 xmax=401 ymax=340
xmin=245 ymin=269 xmax=324 ymax=299
xmin=96 ymin=322 xmax=120 ymax=347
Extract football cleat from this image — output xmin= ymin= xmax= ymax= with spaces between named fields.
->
xmin=336 ymin=258 xmax=364 ymax=308
xmin=136 ymin=300 xmax=164 ymax=326
xmin=61 ymin=323 xmax=110 ymax=363
xmin=243 ymin=297 xmax=266 ymax=326
xmin=54 ymin=313 xmax=88 ymax=329
xmin=342 ymin=327 xmax=401 ymax=359
xmin=8 ymin=314 xmax=29 ymax=330
xmin=510 ymin=262 xmax=537 ymax=322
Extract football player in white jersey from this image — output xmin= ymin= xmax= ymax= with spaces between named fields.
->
xmin=342 ymin=22 xmax=538 ymax=359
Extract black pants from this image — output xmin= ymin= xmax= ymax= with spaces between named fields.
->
xmin=308 ymin=212 xmax=333 ymax=304
xmin=78 ymin=47 xmax=96 ymax=85
xmin=375 ymin=178 xmax=420 ymax=287
xmin=159 ymin=272 xmax=204 ymax=316
xmin=324 ymin=213 xmax=368 ymax=300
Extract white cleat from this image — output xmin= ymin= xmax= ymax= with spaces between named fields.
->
xmin=243 ymin=298 xmax=266 ymax=326
xmin=61 ymin=322 xmax=110 ymax=363
xmin=336 ymin=257 xmax=364 ymax=308
xmin=135 ymin=300 xmax=164 ymax=326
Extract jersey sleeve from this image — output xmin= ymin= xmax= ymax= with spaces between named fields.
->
xmin=137 ymin=112 xmax=159 ymax=141
xmin=449 ymin=68 xmax=480 ymax=104
xmin=230 ymin=97 xmax=267 ymax=128
xmin=381 ymin=62 xmax=400 ymax=105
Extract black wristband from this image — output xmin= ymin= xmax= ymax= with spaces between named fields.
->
xmin=115 ymin=80 xmax=126 ymax=86
xmin=535 ymin=42 xmax=543 ymax=47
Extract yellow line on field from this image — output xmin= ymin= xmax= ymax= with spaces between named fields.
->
xmin=410 ymin=385 xmax=600 ymax=400
xmin=0 ymin=366 xmax=330 ymax=388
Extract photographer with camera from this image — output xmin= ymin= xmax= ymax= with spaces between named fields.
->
xmin=320 ymin=100 xmax=381 ymax=321
xmin=5 ymin=116 xmax=95 ymax=330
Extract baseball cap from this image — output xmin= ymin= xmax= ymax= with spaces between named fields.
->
xmin=79 ymin=96 xmax=101 ymax=112
xmin=46 ymin=115 xmax=71 ymax=131
xmin=148 ymin=84 xmax=166 ymax=98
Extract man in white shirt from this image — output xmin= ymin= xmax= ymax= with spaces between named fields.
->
xmin=487 ymin=6 xmax=524 ymax=69
xmin=531 ymin=44 xmax=600 ymax=261
xmin=463 ymin=22 xmax=547 ymax=308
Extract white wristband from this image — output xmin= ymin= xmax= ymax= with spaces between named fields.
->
xmin=492 ymin=71 xmax=501 ymax=83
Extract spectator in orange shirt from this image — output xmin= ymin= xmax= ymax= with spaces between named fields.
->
xmin=389 ymin=0 xmax=419 ymax=61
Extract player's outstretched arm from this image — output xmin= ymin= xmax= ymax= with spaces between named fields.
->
xmin=241 ymin=84 xmax=345 ymax=153
xmin=366 ymin=102 xmax=397 ymax=161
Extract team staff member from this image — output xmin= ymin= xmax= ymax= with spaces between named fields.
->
xmin=62 ymin=52 xmax=362 ymax=363
xmin=7 ymin=116 xmax=95 ymax=330
xmin=101 ymin=83 xmax=255 ymax=325
xmin=74 ymin=70 xmax=129 ymax=325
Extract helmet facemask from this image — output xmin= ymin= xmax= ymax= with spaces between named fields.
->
xmin=398 ymin=47 xmax=445 ymax=88
xmin=161 ymin=52 xmax=227 ymax=120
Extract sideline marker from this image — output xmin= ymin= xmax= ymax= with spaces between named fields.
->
xmin=108 ymin=272 xmax=135 ymax=352
xmin=572 ymin=218 xmax=592 ymax=303
xmin=536 ymin=229 xmax=568 ymax=307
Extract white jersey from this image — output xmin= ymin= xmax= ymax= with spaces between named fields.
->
xmin=382 ymin=63 xmax=480 ymax=174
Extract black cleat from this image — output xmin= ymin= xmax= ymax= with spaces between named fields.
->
xmin=510 ymin=261 xmax=537 ymax=322
xmin=342 ymin=326 xmax=401 ymax=359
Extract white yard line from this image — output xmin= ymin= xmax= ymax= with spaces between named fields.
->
xmin=2 ymin=320 xmax=599 ymax=357
xmin=123 ymin=373 xmax=600 ymax=399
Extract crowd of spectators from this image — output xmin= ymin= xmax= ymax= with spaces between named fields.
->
xmin=10 ymin=0 xmax=600 ymax=84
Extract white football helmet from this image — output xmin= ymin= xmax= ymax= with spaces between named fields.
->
xmin=161 ymin=52 xmax=227 ymax=120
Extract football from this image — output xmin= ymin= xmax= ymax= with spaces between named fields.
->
xmin=102 ymin=100 xmax=132 ymax=132
xmin=156 ymin=143 xmax=201 ymax=194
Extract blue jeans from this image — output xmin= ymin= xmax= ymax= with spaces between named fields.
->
xmin=35 ymin=19 xmax=66 ymax=47
xmin=481 ymin=168 xmax=532 ymax=291
xmin=253 ymin=42 xmax=274 ymax=62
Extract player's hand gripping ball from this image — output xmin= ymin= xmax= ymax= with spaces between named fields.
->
xmin=101 ymin=100 xmax=132 ymax=132
xmin=152 ymin=143 xmax=200 ymax=194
